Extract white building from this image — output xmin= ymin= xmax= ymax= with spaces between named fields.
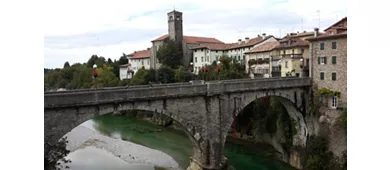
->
xmin=244 ymin=41 xmax=280 ymax=78
xmin=128 ymin=48 xmax=151 ymax=74
xmin=119 ymin=63 xmax=132 ymax=80
xmin=191 ymin=34 xmax=278 ymax=75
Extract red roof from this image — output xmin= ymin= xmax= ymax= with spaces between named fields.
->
xmin=245 ymin=41 xmax=280 ymax=54
xmin=191 ymin=36 xmax=274 ymax=50
xmin=324 ymin=17 xmax=347 ymax=31
xmin=151 ymin=34 xmax=224 ymax=44
xmin=119 ymin=63 xmax=132 ymax=67
xmin=275 ymin=37 xmax=309 ymax=50
xmin=127 ymin=48 xmax=151 ymax=59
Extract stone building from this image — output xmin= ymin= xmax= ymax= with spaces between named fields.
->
xmin=307 ymin=17 xmax=347 ymax=115
xmin=150 ymin=10 xmax=224 ymax=70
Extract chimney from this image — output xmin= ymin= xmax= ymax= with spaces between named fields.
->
xmin=134 ymin=51 xmax=136 ymax=53
xmin=262 ymin=33 xmax=266 ymax=39
xmin=258 ymin=34 xmax=261 ymax=38
xmin=245 ymin=37 xmax=250 ymax=43
xmin=314 ymin=28 xmax=319 ymax=37
xmin=147 ymin=48 xmax=150 ymax=50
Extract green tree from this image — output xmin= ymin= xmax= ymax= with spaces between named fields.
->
xmin=87 ymin=55 xmax=99 ymax=68
xmin=107 ymin=58 xmax=113 ymax=65
xmin=156 ymin=39 xmax=183 ymax=69
xmin=63 ymin=61 xmax=70 ymax=68
xmin=130 ymin=67 xmax=150 ymax=85
xmin=174 ymin=66 xmax=192 ymax=82
xmin=157 ymin=66 xmax=175 ymax=83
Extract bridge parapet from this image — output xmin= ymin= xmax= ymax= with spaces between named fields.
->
xmin=44 ymin=77 xmax=311 ymax=109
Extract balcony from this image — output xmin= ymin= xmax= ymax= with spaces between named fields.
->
xmin=281 ymin=54 xmax=304 ymax=59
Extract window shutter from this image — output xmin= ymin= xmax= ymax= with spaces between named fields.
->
xmin=324 ymin=56 xmax=327 ymax=64
xmin=318 ymin=57 xmax=321 ymax=64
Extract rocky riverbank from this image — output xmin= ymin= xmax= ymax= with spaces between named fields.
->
xmin=64 ymin=122 xmax=180 ymax=170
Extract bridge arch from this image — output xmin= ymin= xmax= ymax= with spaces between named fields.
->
xmin=221 ymin=89 xmax=308 ymax=148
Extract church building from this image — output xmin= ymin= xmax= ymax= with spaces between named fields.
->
xmin=149 ymin=10 xmax=225 ymax=69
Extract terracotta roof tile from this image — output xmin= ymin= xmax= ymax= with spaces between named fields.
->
xmin=275 ymin=37 xmax=309 ymax=49
xmin=191 ymin=36 xmax=275 ymax=50
xmin=151 ymin=34 xmax=224 ymax=44
xmin=245 ymin=41 xmax=280 ymax=54
xmin=324 ymin=17 xmax=347 ymax=31
xmin=127 ymin=48 xmax=151 ymax=59
xmin=120 ymin=63 xmax=132 ymax=67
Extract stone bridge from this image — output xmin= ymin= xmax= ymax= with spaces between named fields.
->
xmin=44 ymin=77 xmax=312 ymax=170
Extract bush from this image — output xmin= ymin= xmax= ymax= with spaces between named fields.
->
xmin=337 ymin=108 xmax=347 ymax=132
xmin=305 ymin=136 xmax=333 ymax=170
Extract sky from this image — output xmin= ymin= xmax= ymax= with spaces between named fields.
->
xmin=44 ymin=0 xmax=347 ymax=69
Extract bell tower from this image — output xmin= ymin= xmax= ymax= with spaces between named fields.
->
xmin=167 ymin=10 xmax=183 ymax=43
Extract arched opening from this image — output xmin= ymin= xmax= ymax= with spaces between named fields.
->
xmin=223 ymin=95 xmax=308 ymax=170
xmin=44 ymin=108 xmax=201 ymax=170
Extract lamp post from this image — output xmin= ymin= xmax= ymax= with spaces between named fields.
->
xmin=217 ymin=61 xmax=221 ymax=81
xmin=92 ymin=64 xmax=98 ymax=89
xmin=189 ymin=62 xmax=194 ymax=81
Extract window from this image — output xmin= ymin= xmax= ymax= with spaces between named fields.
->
xmin=142 ymin=60 xmax=144 ymax=65
xmin=320 ymin=72 xmax=325 ymax=80
xmin=285 ymin=61 xmax=288 ymax=68
xmin=216 ymin=56 xmax=219 ymax=61
xmin=147 ymin=60 xmax=149 ymax=65
xmin=332 ymin=41 xmax=337 ymax=49
xmin=332 ymin=56 xmax=337 ymax=64
xmin=243 ymin=55 xmax=246 ymax=61
xmin=194 ymin=50 xmax=197 ymax=52
xmin=216 ymin=50 xmax=219 ymax=53
xmin=201 ymin=57 xmax=204 ymax=62
xmin=332 ymin=72 xmax=337 ymax=81
xmin=301 ymin=49 xmax=304 ymax=54
xmin=207 ymin=50 xmax=209 ymax=53
xmin=329 ymin=31 xmax=334 ymax=35
xmin=238 ymin=56 xmax=241 ymax=60
xmin=283 ymin=50 xmax=286 ymax=54
xmin=195 ymin=57 xmax=197 ymax=63
xmin=201 ymin=49 xmax=203 ymax=52
xmin=320 ymin=43 xmax=325 ymax=50
xmin=318 ymin=56 xmax=327 ymax=65
xmin=332 ymin=96 xmax=338 ymax=108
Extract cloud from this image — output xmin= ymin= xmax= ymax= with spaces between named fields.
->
xmin=44 ymin=0 xmax=347 ymax=68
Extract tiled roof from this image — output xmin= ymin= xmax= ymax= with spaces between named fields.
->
xmin=275 ymin=37 xmax=309 ymax=49
xmin=127 ymin=48 xmax=151 ymax=59
xmin=151 ymin=34 xmax=224 ymax=44
xmin=119 ymin=63 xmax=132 ymax=67
xmin=324 ymin=17 xmax=347 ymax=31
xmin=245 ymin=41 xmax=280 ymax=54
xmin=191 ymin=36 xmax=275 ymax=50
xmin=306 ymin=31 xmax=347 ymax=41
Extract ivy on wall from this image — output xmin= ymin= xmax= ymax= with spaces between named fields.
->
xmin=316 ymin=88 xmax=341 ymax=97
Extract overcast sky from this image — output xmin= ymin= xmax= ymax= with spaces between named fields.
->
xmin=44 ymin=0 xmax=347 ymax=68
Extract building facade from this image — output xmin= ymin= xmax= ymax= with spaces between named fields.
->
xmin=191 ymin=35 xmax=277 ymax=75
xmin=245 ymin=41 xmax=280 ymax=77
xmin=307 ymin=17 xmax=347 ymax=116
xmin=119 ymin=63 xmax=132 ymax=80
xmin=127 ymin=48 xmax=151 ymax=75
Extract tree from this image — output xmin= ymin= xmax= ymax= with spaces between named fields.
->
xmin=157 ymin=66 xmax=175 ymax=83
xmin=87 ymin=55 xmax=99 ymax=68
xmin=156 ymin=39 xmax=183 ymax=69
xmin=130 ymin=68 xmax=150 ymax=85
xmin=174 ymin=66 xmax=192 ymax=82
xmin=107 ymin=58 xmax=113 ymax=65
xmin=63 ymin=62 xmax=70 ymax=68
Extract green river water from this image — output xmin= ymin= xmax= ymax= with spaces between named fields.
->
xmin=82 ymin=114 xmax=298 ymax=170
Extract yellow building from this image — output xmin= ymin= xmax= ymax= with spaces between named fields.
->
xmin=272 ymin=36 xmax=311 ymax=77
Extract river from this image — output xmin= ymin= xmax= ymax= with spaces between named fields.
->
xmin=62 ymin=113 xmax=298 ymax=170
